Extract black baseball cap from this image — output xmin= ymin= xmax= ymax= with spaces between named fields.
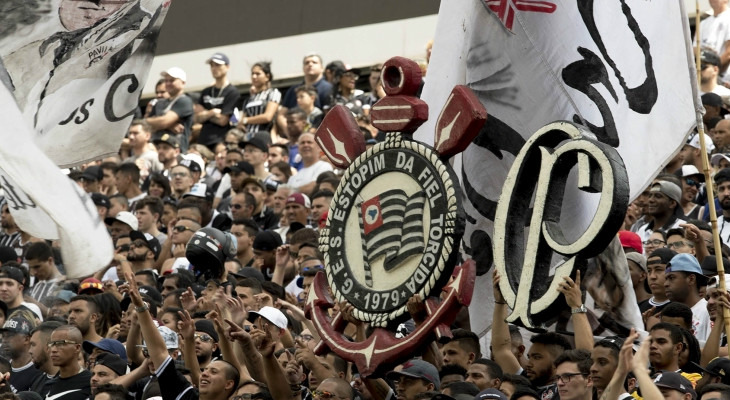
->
xmin=0 ymin=266 xmax=24 ymax=284
xmin=81 ymin=166 xmax=102 ymax=182
xmin=153 ymin=133 xmax=180 ymax=149
xmin=91 ymin=193 xmax=110 ymax=208
xmin=239 ymin=137 xmax=269 ymax=153
xmin=129 ymin=231 xmax=161 ymax=260
xmin=653 ymin=372 xmax=696 ymax=400
xmin=252 ymin=231 xmax=283 ymax=251
xmin=224 ymin=161 xmax=254 ymax=175
xmin=694 ymin=357 xmax=730 ymax=385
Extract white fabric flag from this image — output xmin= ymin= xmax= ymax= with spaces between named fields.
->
xmin=0 ymin=84 xmax=113 ymax=277
xmin=0 ymin=0 xmax=171 ymax=277
xmin=1 ymin=0 xmax=171 ymax=167
xmin=417 ymin=0 xmax=697 ymax=338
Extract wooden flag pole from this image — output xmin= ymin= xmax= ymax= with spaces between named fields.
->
xmin=694 ymin=0 xmax=730 ymax=334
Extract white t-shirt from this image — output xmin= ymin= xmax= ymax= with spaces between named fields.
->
xmin=699 ymin=10 xmax=730 ymax=59
xmin=287 ymin=161 xmax=333 ymax=190
xmin=691 ymin=298 xmax=711 ymax=344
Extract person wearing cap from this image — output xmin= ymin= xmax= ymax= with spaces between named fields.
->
xmin=26 ymin=242 xmax=63 ymax=304
xmin=91 ymin=192 xmax=111 ymax=220
xmin=193 ymin=320 xmax=220 ymax=369
xmin=125 ymin=231 xmax=161 ymax=273
xmin=700 ymin=47 xmax=730 ymax=103
xmin=285 ymin=192 xmax=312 ymax=227
xmin=626 ymin=252 xmax=651 ymax=305
xmin=68 ymin=295 xmax=104 ymax=343
xmin=682 ymin=132 xmax=717 ymax=177
xmin=287 ymin=132 xmax=334 ymax=194
xmin=145 ymin=67 xmax=194 ymax=152
xmin=653 ymin=371 xmax=697 ymax=400
xmin=153 ymin=133 xmax=181 ymax=174
xmin=2 ymin=314 xmax=42 ymax=392
xmin=386 ymin=358 xmax=440 ymax=400
xmin=48 ymin=290 xmax=74 ymax=320
xmin=330 ymin=65 xmax=364 ymax=112
xmin=28 ymin=321 xmax=62 ymax=396
xmin=90 ymin=353 xmax=127 ymax=396
xmin=252 ymin=230 xmax=283 ymax=280
xmin=105 ymin=210 xmax=138 ymax=246
xmin=124 ymin=120 xmax=163 ymax=175
xmin=113 ymin=163 xmax=146 ymax=210
xmin=696 ymin=356 xmax=730 ymax=392
xmin=664 ymin=253 xmax=712 ymax=343
xmin=673 ymin=166 xmax=705 ymax=219
xmin=195 ymin=53 xmax=240 ymax=151
xmin=0 ymin=266 xmax=34 ymax=318
xmin=634 ymin=180 xmax=686 ymax=242
xmin=642 ymin=248 xmax=677 ymax=313
xmin=134 ymin=197 xmax=167 ymax=245
xmin=80 ymin=165 xmax=102 ymax=194
xmin=241 ymin=135 xmax=273 ymax=181
xmin=46 ymin=325 xmax=92 ymax=400
xmin=242 ymin=178 xmax=279 ymax=230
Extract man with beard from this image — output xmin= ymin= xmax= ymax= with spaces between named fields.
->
xmin=89 ymin=353 xmax=127 ymax=397
xmin=67 ymin=295 xmax=103 ymax=343
xmin=153 ymin=133 xmax=180 ymax=175
xmin=664 ymin=253 xmax=711 ymax=343
xmin=713 ymin=169 xmax=730 ymax=247
xmin=118 ymin=231 xmax=160 ymax=274
xmin=2 ymin=315 xmax=41 ymax=392
xmin=634 ymin=181 xmax=686 ymax=241
xmin=28 ymin=321 xmax=62 ymax=396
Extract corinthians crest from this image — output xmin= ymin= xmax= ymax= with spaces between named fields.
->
xmin=307 ymin=56 xmax=483 ymax=375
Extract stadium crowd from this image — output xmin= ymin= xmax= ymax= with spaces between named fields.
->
xmin=6 ymin=8 xmax=730 ymax=399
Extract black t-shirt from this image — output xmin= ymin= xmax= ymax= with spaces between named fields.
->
xmin=253 ymin=207 xmax=279 ymax=231
xmin=10 ymin=361 xmax=43 ymax=393
xmin=29 ymin=372 xmax=55 ymax=397
xmin=156 ymin=356 xmax=197 ymax=400
xmin=151 ymin=95 xmax=194 ymax=152
xmin=45 ymin=370 xmax=91 ymax=400
xmin=197 ymin=84 xmax=240 ymax=147
xmin=281 ymin=78 xmax=333 ymax=109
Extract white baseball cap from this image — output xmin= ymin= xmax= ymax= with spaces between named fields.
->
xmin=161 ymin=67 xmax=186 ymax=82
xmin=248 ymin=306 xmax=288 ymax=329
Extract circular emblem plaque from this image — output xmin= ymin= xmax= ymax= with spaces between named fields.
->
xmin=320 ymin=133 xmax=463 ymax=326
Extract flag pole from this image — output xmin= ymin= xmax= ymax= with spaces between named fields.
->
xmin=693 ymin=0 xmax=730 ymax=333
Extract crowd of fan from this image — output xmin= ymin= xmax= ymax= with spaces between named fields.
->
xmin=1 ymin=32 xmax=730 ymax=400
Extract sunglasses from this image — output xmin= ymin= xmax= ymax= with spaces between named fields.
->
xmin=301 ymin=266 xmax=324 ymax=273
xmin=173 ymin=225 xmax=194 ymax=233
xmin=194 ymin=333 xmax=214 ymax=342
xmin=685 ymin=178 xmax=701 ymax=188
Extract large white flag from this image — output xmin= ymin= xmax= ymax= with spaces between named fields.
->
xmin=0 ymin=0 xmax=171 ymax=277
xmin=0 ymin=84 xmax=113 ymax=278
xmin=417 ymin=1 xmax=697 ymax=338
